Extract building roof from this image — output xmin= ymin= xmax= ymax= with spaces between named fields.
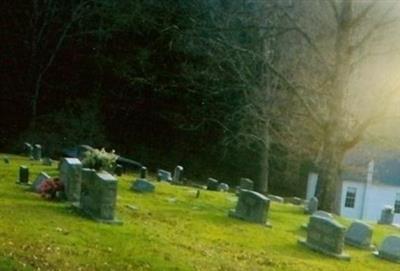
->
xmin=341 ymin=146 xmax=400 ymax=186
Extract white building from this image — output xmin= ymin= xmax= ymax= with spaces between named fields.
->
xmin=340 ymin=159 xmax=400 ymax=223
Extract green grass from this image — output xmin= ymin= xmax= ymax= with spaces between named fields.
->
xmin=0 ymin=154 xmax=399 ymax=270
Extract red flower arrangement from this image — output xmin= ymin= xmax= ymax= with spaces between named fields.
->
xmin=38 ymin=178 xmax=64 ymax=199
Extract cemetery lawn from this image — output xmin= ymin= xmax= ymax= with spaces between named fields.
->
xmin=1 ymin=155 xmax=400 ymax=271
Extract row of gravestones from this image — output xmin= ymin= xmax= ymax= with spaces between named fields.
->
xmin=23 ymin=142 xmax=53 ymax=165
xmin=229 ymin=189 xmax=400 ymax=264
xmin=301 ymin=213 xmax=400 ymax=263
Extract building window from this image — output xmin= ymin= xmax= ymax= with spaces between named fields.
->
xmin=394 ymin=193 xmax=400 ymax=214
xmin=344 ymin=187 xmax=356 ymax=208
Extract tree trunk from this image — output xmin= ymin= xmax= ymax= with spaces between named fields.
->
xmin=316 ymin=143 xmax=345 ymax=212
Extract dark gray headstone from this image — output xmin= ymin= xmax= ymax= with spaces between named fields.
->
xmin=172 ymin=165 xmax=184 ymax=184
xmin=80 ymin=170 xmax=120 ymax=223
xmin=19 ymin=166 xmax=29 ymax=184
xmin=207 ymin=178 xmax=219 ymax=191
xmin=345 ymin=221 xmax=373 ymax=249
xmin=24 ymin=142 xmax=33 ymax=158
xmin=3 ymin=156 xmax=9 ymax=164
xmin=31 ymin=172 xmax=51 ymax=192
xmin=131 ymin=179 xmax=155 ymax=193
xmin=299 ymin=215 xmax=350 ymax=260
xmin=373 ymin=235 xmax=400 ymax=263
xmin=33 ymin=144 xmax=42 ymax=160
xmin=157 ymin=169 xmax=172 ymax=182
xmin=229 ymin=189 xmax=271 ymax=226
xmin=140 ymin=166 xmax=147 ymax=179
xmin=60 ymin=158 xmax=82 ymax=203
xmin=239 ymin=178 xmax=254 ymax=191
xmin=218 ymin=183 xmax=229 ymax=192
xmin=305 ymin=197 xmax=318 ymax=214
xmin=378 ymin=206 xmax=394 ymax=225
xmin=114 ymin=164 xmax=123 ymax=176
xmin=314 ymin=210 xmax=333 ymax=220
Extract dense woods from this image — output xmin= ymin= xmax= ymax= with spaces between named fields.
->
xmin=2 ymin=0 xmax=400 ymax=211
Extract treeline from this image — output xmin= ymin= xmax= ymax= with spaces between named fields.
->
xmin=1 ymin=0 xmax=398 ymax=209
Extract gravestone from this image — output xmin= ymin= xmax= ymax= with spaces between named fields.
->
xmin=373 ymin=235 xmax=400 ymax=263
xmin=299 ymin=215 xmax=350 ymax=260
xmin=131 ymin=179 xmax=155 ymax=193
xmin=3 ymin=156 xmax=9 ymax=164
xmin=80 ymin=170 xmax=121 ymax=223
xmin=172 ymin=165 xmax=184 ymax=184
xmin=229 ymin=189 xmax=271 ymax=226
xmin=378 ymin=206 xmax=394 ymax=225
xmin=345 ymin=221 xmax=373 ymax=249
xmin=18 ymin=166 xmax=29 ymax=184
xmin=42 ymin=157 xmax=52 ymax=166
xmin=60 ymin=158 xmax=82 ymax=203
xmin=302 ymin=210 xmax=333 ymax=229
xmin=240 ymin=178 xmax=254 ymax=191
xmin=114 ymin=164 xmax=123 ymax=176
xmin=268 ymin=194 xmax=284 ymax=203
xmin=314 ymin=210 xmax=333 ymax=220
xmin=157 ymin=169 xmax=172 ymax=182
xmin=286 ymin=197 xmax=303 ymax=205
xmin=207 ymin=178 xmax=219 ymax=191
xmin=33 ymin=144 xmax=42 ymax=160
xmin=140 ymin=166 xmax=147 ymax=179
xmin=218 ymin=183 xmax=229 ymax=192
xmin=304 ymin=196 xmax=318 ymax=214
xmin=31 ymin=172 xmax=51 ymax=192
xmin=24 ymin=142 xmax=33 ymax=158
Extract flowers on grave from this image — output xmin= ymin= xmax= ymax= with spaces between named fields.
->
xmin=81 ymin=148 xmax=118 ymax=171
xmin=38 ymin=178 xmax=64 ymax=200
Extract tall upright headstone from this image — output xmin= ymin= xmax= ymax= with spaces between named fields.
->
xmin=140 ymin=166 xmax=147 ymax=179
xmin=378 ymin=206 xmax=394 ymax=225
xmin=19 ymin=166 xmax=29 ymax=184
xmin=60 ymin=158 xmax=82 ymax=203
xmin=345 ymin=221 xmax=374 ymax=249
xmin=304 ymin=196 xmax=318 ymax=214
xmin=299 ymin=215 xmax=350 ymax=260
xmin=33 ymin=144 xmax=42 ymax=160
xmin=24 ymin=142 xmax=33 ymax=158
xmin=239 ymin=178 xmax=254 ymax=191
xmin=172 ymin=165 xmax=184 ymax=184
xmin=373 ymin=235 xmax=400 ymax=263
xmin=80 ymin=170 xmax=120 ymax=223
xmin=229 ymin=189 xmax=271 ymax=226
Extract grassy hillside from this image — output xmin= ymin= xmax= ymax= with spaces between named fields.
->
xmin=0 ymin=154 xmax=399 ymax=271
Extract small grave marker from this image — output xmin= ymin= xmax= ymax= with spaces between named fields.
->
xmin=157 ymin=169 xmax=172 ymax=182
xmin=207 ymin=178 xmax=219 ymax=191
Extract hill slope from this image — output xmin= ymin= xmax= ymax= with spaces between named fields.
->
xmin=0 ymin=154 xmax=399 ymax=271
